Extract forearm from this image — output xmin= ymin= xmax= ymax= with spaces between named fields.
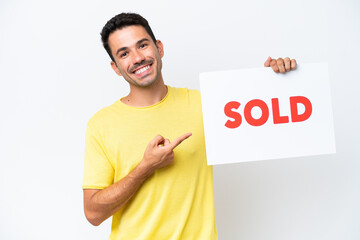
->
xmin=83 ymin=133 xmax=191 ymax=226
xmin=84 ymin=161 xmax=154 ymax=226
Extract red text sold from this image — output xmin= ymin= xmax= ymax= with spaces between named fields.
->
xmin=224 ymin=96 xmax=312 ymax=128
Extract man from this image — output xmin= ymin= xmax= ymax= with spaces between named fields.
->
xmin=82 ymin=13 xmax=296 ymax=240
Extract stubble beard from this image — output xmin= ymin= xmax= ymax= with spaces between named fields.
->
xmin=123 ymin=58 xmax=163 ymax=88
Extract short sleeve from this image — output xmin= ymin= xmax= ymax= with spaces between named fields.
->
xmin=82 ymin=123 xmax=114 ymax=189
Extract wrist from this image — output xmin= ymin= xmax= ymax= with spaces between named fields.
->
xmin=137 ymin=159 xmax=156 ymax=179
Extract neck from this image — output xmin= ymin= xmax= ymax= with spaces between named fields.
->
xmin=121 ymin=78 xmax=168 ymax=107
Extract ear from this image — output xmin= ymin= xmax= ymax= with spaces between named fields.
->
xmin=110 ymin=61 xmax=122 ymax=76
xmin=156 ymin=40 xmax=164 ymax=58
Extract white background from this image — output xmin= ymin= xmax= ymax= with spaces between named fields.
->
xmin=0 ymin=0 xmax=359 ymax=239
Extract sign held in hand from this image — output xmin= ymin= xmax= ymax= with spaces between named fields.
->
xmin=200 ymin=62 xmax=336 ymax=165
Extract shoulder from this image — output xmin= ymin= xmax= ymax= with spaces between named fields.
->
xmin=168 ymin=86 xmax=201 ymax=99
xmin=167 ymin=86 xmax=202 ymax=109
xmin=86 ymin=100 xmax=120 ymax=130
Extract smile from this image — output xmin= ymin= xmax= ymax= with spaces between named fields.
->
xmin=134 ymin=65 xmax=151 ymax=74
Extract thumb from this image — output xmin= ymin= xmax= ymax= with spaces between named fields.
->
xmin=151 ymin=135 xmax=165 ymax=146
xmin=264 ymin=56 xmax=271 ymax=67
xmin=158 ymin=138 xmax=170 ymax=148
xmin=163 ymin=138 xmax=171 ymax=146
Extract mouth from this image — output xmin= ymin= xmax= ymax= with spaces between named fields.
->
xmin=132 ymin=64 xmax=152 ymax=78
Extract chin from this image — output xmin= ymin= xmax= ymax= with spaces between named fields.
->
xmin=134 ymin=78 xmax=157 ymax=88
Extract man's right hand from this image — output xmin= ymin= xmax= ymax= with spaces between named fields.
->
xmin=83 ymin=132 xmax=192 ymax=226
xmin=141 ymin=133 xmax=192 ymax=174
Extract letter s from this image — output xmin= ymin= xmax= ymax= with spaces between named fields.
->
xmin=224 ymin=101 xmax=242 ymax=129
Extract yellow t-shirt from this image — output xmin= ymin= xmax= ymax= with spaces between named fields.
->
xmin=83 ymin=86 xmax=217 ymax=240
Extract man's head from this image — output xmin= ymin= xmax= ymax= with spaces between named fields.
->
xmin=101 ymin=13 xmax=164 ymax=88
xmin=101 ymin=13 xmax=157 ymax=62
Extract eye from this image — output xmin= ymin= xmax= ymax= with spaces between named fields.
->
xmin=120 ymin=52 xmax=128 ymax=58
xmin=139 ymin=43 xmax=147 ymax=49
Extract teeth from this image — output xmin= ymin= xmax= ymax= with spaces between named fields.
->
xmin=135 ymin=65 xmax=150 ymax=74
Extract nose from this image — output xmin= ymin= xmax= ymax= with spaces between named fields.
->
xmin=132 ymin=49 xmax=145 ymax=65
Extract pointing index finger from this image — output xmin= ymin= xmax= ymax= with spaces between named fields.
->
xmin=170 ymin=132 xmax=192 ymax=150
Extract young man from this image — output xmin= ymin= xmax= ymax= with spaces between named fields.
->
xmin=82 ymin=13 xmax=296 ymax=240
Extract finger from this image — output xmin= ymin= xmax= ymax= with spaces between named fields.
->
xmin=163 ymin=139 xmax=170 ymax=146
xmin=151 ymin=135 xmax=165 ymax=146
xmin=158 ymin=138 xmax=170 ymax=148
xmin=170 ymin=132 xmax=192 ymax=150
xmin=270 ymin=59 xmax=279 ymax=72
xmin=264 ymin=56 xmax=271 ymax=67
xmin=290 ymin=59 xmax=297 ymax=70
xmin=277 ymin=58 xmax=286 ymax=73
xmin=284 ymin=57 xmax=291 ymax=72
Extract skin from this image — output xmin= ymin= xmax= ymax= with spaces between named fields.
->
xmin=83 ymin=25 xmax=297 ymax=226
xmin=264 ymin=56 xmax=297 ymax=73
xmin=109 ymin=25 xmax=167 ymax=107
xmin=83 ymin=26 xmax=192 ymax=226
xmin=84 ymin=133 xmax=191 ymax=226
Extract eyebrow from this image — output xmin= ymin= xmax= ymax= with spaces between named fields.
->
xmin=115 ymin=38 xmax=150 ymax=57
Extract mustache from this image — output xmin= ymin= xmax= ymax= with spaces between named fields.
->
xmin=129 ymin=59 xmax=153 ymax=73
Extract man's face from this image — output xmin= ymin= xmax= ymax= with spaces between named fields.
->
xmin=108 ymin=25 xmax=164 ymax=88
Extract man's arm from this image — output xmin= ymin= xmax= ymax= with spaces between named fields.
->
xmin=83 ymin=133 xmax=192 ymax=226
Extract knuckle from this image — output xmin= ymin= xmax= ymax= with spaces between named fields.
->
xmin=152 ymin=135 xmax=161 ymax=143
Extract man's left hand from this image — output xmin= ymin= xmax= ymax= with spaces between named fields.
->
xmin=264 ymin=57 xmax=297 ymax=73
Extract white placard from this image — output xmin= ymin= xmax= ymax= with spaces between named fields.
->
xmin=200 ymin=62 xmax=336 ymax=165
